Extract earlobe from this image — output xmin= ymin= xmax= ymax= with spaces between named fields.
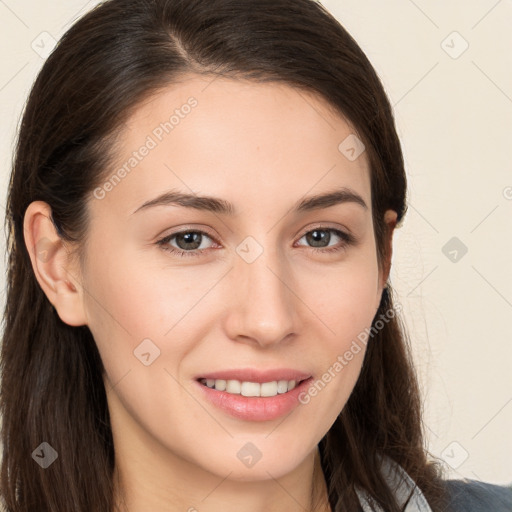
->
xmin=23 ymin=201 xmax=88 ymax=327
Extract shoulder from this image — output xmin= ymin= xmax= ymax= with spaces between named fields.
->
xmin=441 ymin=478 xmax=512 ymax=512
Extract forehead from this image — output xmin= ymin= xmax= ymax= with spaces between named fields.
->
xmin=94 ymin=74 xmax=371 ymax=218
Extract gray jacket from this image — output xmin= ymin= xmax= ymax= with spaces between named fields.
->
xmin=443 ymin=478 xmax=512 ymax=512
xmin=355 ymin=456 xmax=512 ymax=511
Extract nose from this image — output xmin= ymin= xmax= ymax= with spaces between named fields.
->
xmin=223 ymin=243 xmax=299 ymax=348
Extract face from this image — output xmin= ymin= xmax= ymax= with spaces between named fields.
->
xmin=63 ymin=76 xmax=394 ymax=482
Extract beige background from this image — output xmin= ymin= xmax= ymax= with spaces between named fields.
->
xmin=0 ymin=0 xmax=510 ymax=485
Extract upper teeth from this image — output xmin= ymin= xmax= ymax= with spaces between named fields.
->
xmin=200 ymin=378 xmax=298 ymax=397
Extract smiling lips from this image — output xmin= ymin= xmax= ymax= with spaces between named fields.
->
xmin=195 ymin=368 xmax=313 ymax=421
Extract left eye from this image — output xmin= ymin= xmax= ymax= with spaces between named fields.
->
xmin=156 ymin=227 xmax=354 ymax=258
xmin=296 ymin=228 xmax=350 ymax=251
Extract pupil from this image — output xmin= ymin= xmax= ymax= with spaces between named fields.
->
xmin=178 ymin=232 xmax=201 ymax=249
xmin=308 ymin=229 xmax=329 ymax=248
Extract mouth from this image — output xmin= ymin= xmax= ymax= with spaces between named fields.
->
xmin=194 ymin=369 xmax=313 ymax=422
xmin=198 ymin=377 xmax=309 ymax=397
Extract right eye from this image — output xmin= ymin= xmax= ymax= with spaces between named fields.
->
xmin=156 ymin=229 xmax=218 ymax=258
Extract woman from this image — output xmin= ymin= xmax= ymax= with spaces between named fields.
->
xmin=1 ymin=0 xmax=510 ymax=511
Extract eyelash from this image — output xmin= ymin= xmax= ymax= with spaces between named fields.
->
xmin=155 ymin=226 xmax=355 ymax=258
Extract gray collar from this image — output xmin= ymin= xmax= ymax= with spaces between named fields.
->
xmin=355 ymin=455 xmax=433 ymax=512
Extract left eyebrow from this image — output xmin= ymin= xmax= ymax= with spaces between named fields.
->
xmin=130 ymin=186 xmax=368 ymax=216
xmin=295 ymin=188 xmax=368 ymax=213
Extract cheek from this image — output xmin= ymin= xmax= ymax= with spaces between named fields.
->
xmin=294 ymin=248 xmax=380 ymax=426
xmin=81 ymin=249 xmax=187 ymax=386
xmin=84 ymin=237 xmax=198 ymax=333
xmin=305 ymin=246 xmax=381 ymax=343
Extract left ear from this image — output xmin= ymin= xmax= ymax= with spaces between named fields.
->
xmin=380 ymin=209 xmax=398 ymax=290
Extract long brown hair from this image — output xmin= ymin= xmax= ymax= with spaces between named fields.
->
xmin=1 ymin=0 xmax=447 ymax=510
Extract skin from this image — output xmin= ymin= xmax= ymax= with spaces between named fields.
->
xmin=24 ymin=75 xmax=397 ymax=512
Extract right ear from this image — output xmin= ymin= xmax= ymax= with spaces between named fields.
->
xmin=23 ymin=200 xmax=88 ymax=327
